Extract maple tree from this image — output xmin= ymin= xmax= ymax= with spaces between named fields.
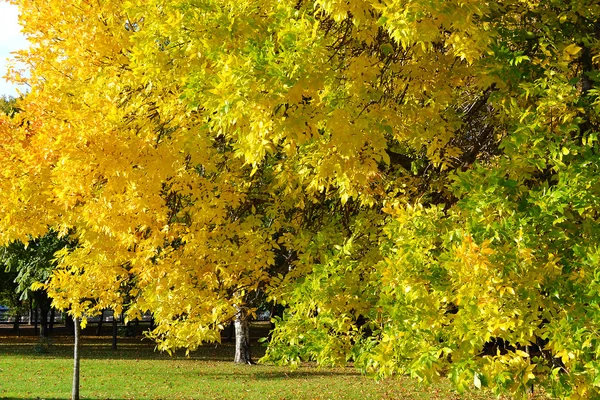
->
xmin=1 ymin=0 xmax=599 ymax=398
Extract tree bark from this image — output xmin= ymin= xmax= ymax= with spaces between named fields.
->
xmin=96 ymin=310 xmax=104 ymax=336
xmin=40 ymin=307 xmax=49 ymax=337
xmin=233 ymin=305 xmax=253 ymax=364
xmin=49 ymin=308 xmax=55 ymax=335
xmin=112 ymin=314 xmax=117 ymax=350
xmin=12 ymin=299 xmax=22 ymax=334
xmin=66 ymin=315 xmax=75 ymax=335
xmin=34 ymin=307 xmax=38 ymax=336
xmin=72 ymin=317 xmax=80 ymax=400
xmin=12 ymin=313 xmax=19 ymax=333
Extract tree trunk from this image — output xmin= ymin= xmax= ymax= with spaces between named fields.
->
xmin=72 ymin=317 xmax=80 ymax=400
xmin=49 ymin=308 xmax=55 ymax=335
xmin=12 ymin=299 xmax=22 ymax=334
xmin=40 ymin=307 xmax=49 ymax=337
xmin=12 ymin=313 xmax=19 ymax=333
xmin=233 ymin=305 xmax=253 ymax=364
xmin=96 ymin=310 xmax=104 ymax=336
xmin=66 ymin=315 xmax=75 ymax=335
xmin=112 ymin=314 xmax=117 ymax=350
xmin=34 ymin=307 xmax=38 ymax=336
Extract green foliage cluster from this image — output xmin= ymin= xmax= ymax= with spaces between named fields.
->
xmin=262 ymin=1 xmax=600 ymax=398
xmin=0 ymin=96 xmax=18 ymax=117
xmin=1 ymin=229 xmax=75 ymax=300
xmin=0 ymin=230 xmax=76 ymax=334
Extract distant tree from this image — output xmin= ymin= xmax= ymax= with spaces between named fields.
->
xmin=1 ymin=229 xmax=76 ymax=337
xmin=0 ymin=267 xmax=23 ymax=331
xmin=0 ymin=95 xmax=18 ymax=117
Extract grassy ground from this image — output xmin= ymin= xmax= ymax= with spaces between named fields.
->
xmin=0 ymin=327 xmax=505 ymax=400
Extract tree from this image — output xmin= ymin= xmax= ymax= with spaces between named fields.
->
xmin=0 ymin=267 xmax=23 ymax=332
xmin=263 ymin=2 xmax=600 ymax=399
xmin=0 ymin=95 xmax=18 ymax=117
xmin=1 ymin=0 xmax=599 ymax=398
xmin=1 ymin=229 xmax=75 ymax=337
xmin=2 ymin=0 xmax=281 ymax=364
xmin=72 ymin=316 xmax=81 ymax=400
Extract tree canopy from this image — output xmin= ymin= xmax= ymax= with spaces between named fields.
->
xmin=1 ymin=0 xmax=599 ymax=397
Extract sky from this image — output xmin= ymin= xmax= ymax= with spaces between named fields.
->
xmin=0 ymin=2 xmax=28 ymax=97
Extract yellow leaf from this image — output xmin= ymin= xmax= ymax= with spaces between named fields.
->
xmin=564 ymin=43 xmax=582 ymax=56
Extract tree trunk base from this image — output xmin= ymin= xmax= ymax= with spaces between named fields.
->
xmin=233 ymin=305 xmax=253 ymax=365
xmin=72 ymin=317 xmax=80 ymax=400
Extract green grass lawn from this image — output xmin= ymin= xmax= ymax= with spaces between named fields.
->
xmin=0 ymin=332 xmax=506 ymax=400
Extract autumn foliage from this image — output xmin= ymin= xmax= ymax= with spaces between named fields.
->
xmin=1 ymin=0 xmax=600 ymax=398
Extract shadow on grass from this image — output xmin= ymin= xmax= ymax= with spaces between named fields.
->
xmin=195 ymin=369 xmax=363 ymax=380
xmin=0 ymin=335 xmax=369 ymax=384
xmin=0 ymin=342 xmax=265 ymax=362
xmin=0 ymin=334 xmax=272 ymax=363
